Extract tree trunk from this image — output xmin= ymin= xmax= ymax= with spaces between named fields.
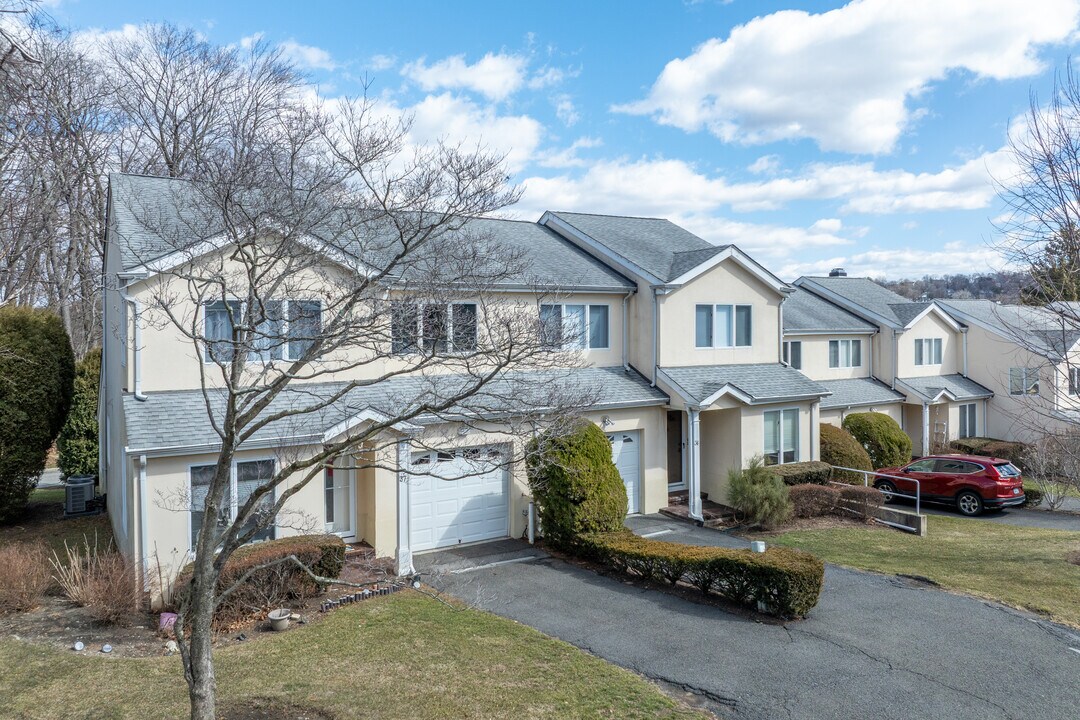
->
xmin=185 ymin=560 xmax=220 ymax=719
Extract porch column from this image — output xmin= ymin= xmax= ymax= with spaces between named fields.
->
xmin=687 ymin=407 xmax=703 ymax=521
xmin=394 ymin=438 xmax=414 ymax=577
xmin=921 ymin=402 xmax=930 ymax=457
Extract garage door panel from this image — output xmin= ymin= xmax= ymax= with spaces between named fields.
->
xmin=409 ymin=446 xmax=509 ymax=552
xmin=608 ymin=431 xmax=641 ymax=514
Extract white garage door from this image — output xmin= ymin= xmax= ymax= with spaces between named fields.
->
xmin=608 ymin=431 xmax=641 ymax=514
xmin=409 ymin=447 xmax=509 ymax=552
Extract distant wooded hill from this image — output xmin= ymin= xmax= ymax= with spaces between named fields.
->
xmin=878 ymin=271 xmax=1029 ymax=303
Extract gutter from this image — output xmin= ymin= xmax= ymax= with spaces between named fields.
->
xmin=651 ymin=287 xmax=659 ymax=386
xmin=119 ymin=290 xmax=147 ymax=401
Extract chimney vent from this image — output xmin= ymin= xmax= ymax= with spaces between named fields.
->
xmin=829 ymin=267 xmax=847 ymax=277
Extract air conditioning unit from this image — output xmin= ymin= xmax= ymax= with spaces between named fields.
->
xmin=65 ymin=475 xmax=97 ymax=515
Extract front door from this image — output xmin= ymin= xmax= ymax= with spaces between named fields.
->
xmin=666 ymin=411 xmax=684 ymax=489
xmin=324 ymin=459 xmax=356 ymax=539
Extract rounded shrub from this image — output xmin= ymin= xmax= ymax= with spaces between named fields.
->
xmin=842 ymin=412 xmax=911 ymax=469
xmin=0 ymin=306 xmax=75 ymax=523
xmin=728 ymin=455 xmax=793 ymax=529
xmin=526 ymin=419 xmax=627 ymax=550
xmin=789 ymin=484 xmax=840 ymax=518
xmin=57 ymin=348 xmax=101 ymax=480
xmin=819 ymin=423 xmax=873 ymax=483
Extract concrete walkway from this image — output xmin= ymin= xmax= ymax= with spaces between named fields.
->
xmin=426 ymin=515 xmax=1080 ymax=720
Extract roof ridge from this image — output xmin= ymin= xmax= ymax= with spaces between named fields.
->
xmin=553 ymin=210 xmax=673 ymax=222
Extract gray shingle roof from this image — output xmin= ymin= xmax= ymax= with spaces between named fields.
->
xmin=122 ymin=366 xmax=667 ymax=454
xmin=798 ymin=276 xmax=919 ymax=326
xmin=817 ymin=378 xmax=905 ymax=409
xmin=895 ymin=374 xmax=993 ymax=402
xmin=108 ymin=174 xmax=634 ymax=291
xmin=549 ymin=212 xmax=728 ymax=282
xmin=659 ymin=363 xmax=830 ymax=405
xmin=783 ymin=288 xmax=876 ymax=333
xmin=940 ymin=299 xmax=1080 ymax=359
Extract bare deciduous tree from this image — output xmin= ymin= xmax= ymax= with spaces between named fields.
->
xmin=1022 ymin=435 xmax=1080 ymax=509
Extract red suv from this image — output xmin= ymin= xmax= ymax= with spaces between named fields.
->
xmin=874 ymin=454 xmax=1025 ymax=517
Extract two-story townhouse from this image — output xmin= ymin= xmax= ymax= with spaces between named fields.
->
xmin=100 ymin=175 xmax=832 ymax=586
xmin=538 ymin=213 xmax=831 ymax=522
xmin=793 ymin=272 xmax=993 ymax=455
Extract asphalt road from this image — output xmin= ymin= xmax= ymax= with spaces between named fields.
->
xmin=426 ymin=515 xmax=1080 ymax=720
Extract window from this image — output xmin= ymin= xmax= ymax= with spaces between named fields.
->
xmin=695 ymin=304 xmax=752 ymax=348
xmin=958 ymin=403 xmax=976 ymax=439
xmin=783 ymin=341 xmax=802 ymax=370
xmin=539 ymin=304 xmax=609 ymax=350
xmin=763 ymin=409 xmax=799 ymax=465
xmin=392 ymin=302 xmax=478 ymax=355
xmin=936 ymin=459 xmax=981 ymax=474
xmin=1069 ymin=367 xmax=1080 ymax=396
xmin=204 ymin=299 xmax=320 ymax=363
xmin=914 ymin=337 xmax=943 ymax=366
xmin=1009 ymin=367 xmax=1039 ymax=395
xmin=189 ymin=459 xmax=275 ymax=551
xmin=828 ymin=339 xmax=862 ymax=368
xmin=905 ymin=458 xmax=936 ymax=473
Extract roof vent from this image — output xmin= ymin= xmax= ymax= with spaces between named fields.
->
xmin=829 ymin=267 xmax=847 ymax=277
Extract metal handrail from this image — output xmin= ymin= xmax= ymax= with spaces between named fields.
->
xmin=831 ymin=465 xmax=922 ymax=516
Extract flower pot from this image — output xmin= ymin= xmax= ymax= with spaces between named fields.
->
xmin=268 ymin=608 xmax=291 ymax=631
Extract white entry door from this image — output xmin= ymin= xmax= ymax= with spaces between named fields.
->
xmin=608 ymin=431 xmax=641 ymax=514
xmin=409 ymin=447 xmax=509 ymax=552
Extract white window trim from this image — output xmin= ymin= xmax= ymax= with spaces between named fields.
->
xmin=187 ymin=457 xmax=277 ymax=557
xmin=539 ymin=302 xmax=611 ymax=351
xmin=392 ymin=301 xmax=479 ymax=356
xmin=828 ymin=338 xmax=862 ymax=368
xmin=914 ymin=337 xmax=943 ymax=366
xmin=958 ymin=402 xmax=977 ymax=439
xmin=201 ymin=298 xmax=322 ymax=364
xmin=1009 ymin=367 xmax=1040 ymax=396
xmin=695 ymin=303 xmax=753 ymax=349
xmin=783 ymin=340 xmax=802 ymax=369
xmin=763 ymin=407 xmax=801 ymax=465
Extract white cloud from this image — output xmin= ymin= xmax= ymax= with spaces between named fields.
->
xmin=279 ymin=39 xmax=337 ymax=71
xmin=368 ymin=54 xmax=396 ymax=71
xmin=747 ymin=154 xmax=781 ymax=175
xmin=402 ymin=52 xmax=527 ymax=101
xmin=553 ymin=94 xmax=579 ymax=127
xmin=616 ymin=0 xmax=1080 ymax=153
xmin=810 ymin=218 xmax=843 ymax=233
xmin=239 ymin=32 xmax=264 ymax=51
xmin=778 ymin=243 xmax=1014 ymax=281
xmin=536 ymin=137 xmax=603 ymax=169
xmin=528 ymin=67 xmax=566 ymax=89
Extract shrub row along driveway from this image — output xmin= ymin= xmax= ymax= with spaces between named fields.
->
xmin=428 ymin=515 xmax=1080 ymax=720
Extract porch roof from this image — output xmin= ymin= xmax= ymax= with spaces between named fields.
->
xmin=895 ymin=374 xmax=993 ymax=403
xmin=817 ymin=377 xmax=906 ymax=410
xmin=122 ymin=366 xmax=667 ymax=456
xmin=658 ymin=363 xmax=830 ymax=407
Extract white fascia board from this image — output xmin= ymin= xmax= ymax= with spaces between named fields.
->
xmin=699 ymin=383 xmax=756 ymax=407
xmin=782 ymin=329 xmax=876 ymax=337
xmin=666 ymin=245 xmax=792 ymax=295
xmin=793 ymin=278 xmax=899 ymax=330
xmin=539 ymin=212 xmax=663 ymax=285
xmin=654 ymin=367 xmax=700 ymax=408
xmin=124 ymin=434 xmax=319 ymax=459
xmin=893 ymin=377 xmax=955 ymax=403
xmin=905 ymin=302 xmax=963 ymax=332
xmin=322 ymin=408 xmax=421 ymax=443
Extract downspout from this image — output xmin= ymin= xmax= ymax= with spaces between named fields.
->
xmin=120 ymin=291 xmax=147 ymax=401
xmin=961 ymin=327 xmax=969 ymax=377
xmin=651 ymin=287 xmax=659 ymax=386
xmin=868 ymin=331 xmax=876 ymax=379
xmin=687 ymin=406 xmax=703 ymax=522
xmin=778 ymin=296 xmax=786 ymax=362
xmin=891 ymin=329 xmax=900 ymax=389
xmin=621 ymin=289 xmax=634 ymax=372
xmin=138 ymin=454 xmax=149 ymax=591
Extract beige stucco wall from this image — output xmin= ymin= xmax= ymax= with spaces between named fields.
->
xmin=819 ymin=404 xmax=903 ymax=429
xmin=784 ymin=333 xmax=872 ymax=381
xmin=657 ymin=258 xmax=782 ymax=368
xmin=895 ymin=312 xmax=961 ymax=378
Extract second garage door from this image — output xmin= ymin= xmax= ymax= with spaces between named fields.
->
xmin=608 ymin=431 xmax=641 ymax=514
xmin=409 ymin=447 xmax=509 ymax=552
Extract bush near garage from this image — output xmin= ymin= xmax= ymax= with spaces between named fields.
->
xmin=526 ymin=420 xmax=627 ymax=551
xmin=789 ymin=484 xmax=841 ymax=518
xmin=842 ymin=412 xmax=912 ymax=469
xmin=579 ymin=530 xmax=825 ymax=618
xmin=729 ymin=456 xmax=793 ymax=529
xmin=768 ymin=461 xmax=832 ymax=486
xmin=948 ymin=437 xmax=1029 ymax=470
xmin=819 ymin=423 xmax=874 ymax=483
xmin=57 ymin=348 xmax=101 ymax=480
xmin=176 ymin=534 xmax=345 ymax=627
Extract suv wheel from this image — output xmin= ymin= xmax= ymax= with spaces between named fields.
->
xmin=956 ymin=490 xmax=984 ymax=517
xmin=875 ymin=480 xmax=898 ymax=503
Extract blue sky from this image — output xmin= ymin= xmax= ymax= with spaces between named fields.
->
xmin=53 ymin=0 xmax=1080 ymax=279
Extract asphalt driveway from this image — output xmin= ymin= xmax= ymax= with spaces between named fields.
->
xmin=425 ymin=515 xmax=1080 ymax=720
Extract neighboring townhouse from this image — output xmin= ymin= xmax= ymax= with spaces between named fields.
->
xmin=99 ymin=176 xmax=830 ymax=585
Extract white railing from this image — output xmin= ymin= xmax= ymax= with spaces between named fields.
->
xmin=831 ymin=465 xmax=922 ymax=516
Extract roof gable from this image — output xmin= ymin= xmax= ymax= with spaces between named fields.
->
xmin=783 ymin=288 xmax=877 ymax=334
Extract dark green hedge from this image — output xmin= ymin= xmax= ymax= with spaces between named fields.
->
xmin=819 ymin=423 xmax=873 ymax=483
xmin=1022 ymin=483 xmax=1043 ymax=508
xmin=948 ymin=437 xmax=1029 ymax=470
xmin=579 ymin=530 xmax=824 ymax=618
xmin=769 ymin=461 xmax=832 ymax=486
xmin=57 ymin=348 xmax=101 ymax=480
xmin=842 ymin=412 xmax=911 ymax=469
xmin=526 ymin=420 xmax=627 ymax=550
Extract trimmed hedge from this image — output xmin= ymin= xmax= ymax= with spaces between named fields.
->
xmin=819 ymin=423 xmax=873 ymax=483
xmin=176 ymin=534 xmax=345 ymax=626
xmin=1022 ymin=483 xmax=1044 ymax=508
xmin=790 ymin=484 xmax=840 ymax=518
xmin=57 ymin=348 xmax=101 ymax=480
xmin=842 ymin=412 xmax=911 ymax=469
xmin=836 ymin=485 xmax=885 ymax=520
xmin=580 ymin=530 xmax=824 ymax=618
xmin=526 ymin=420 xmax=627 ymax=550
xmin=948 ymin=437 xmax=1029 ymax=470
xmin=769 ymin=461 xmax=832 ymax=486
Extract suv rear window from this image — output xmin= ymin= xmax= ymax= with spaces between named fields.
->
xmin=993 ymin=463 xmax=1022 ymax=478
xmin=936 ymin=459 xmax=981 ymax=474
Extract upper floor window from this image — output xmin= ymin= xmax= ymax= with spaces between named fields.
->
xmin=828 ymin=339 xmax=861 ymax=368
xmin=782 ymin=340 xmax=802 ymax=369
xmin=391 ymin=302 xmax=477 ymax=355
xmin=1068 ymin=367 xmax=1080 ymax=396
xmin=914 ymin=337 xmax=942 ymax=366
xmin=1009 ymin=367 xmax=1039 ymax=396
xmin=539 ymin=304 xmax=609 ymax=350
xmin=695 ymin=304 xmax=751 ymax=348
xmin=203 ymin=299 xmax=322 ymax=363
